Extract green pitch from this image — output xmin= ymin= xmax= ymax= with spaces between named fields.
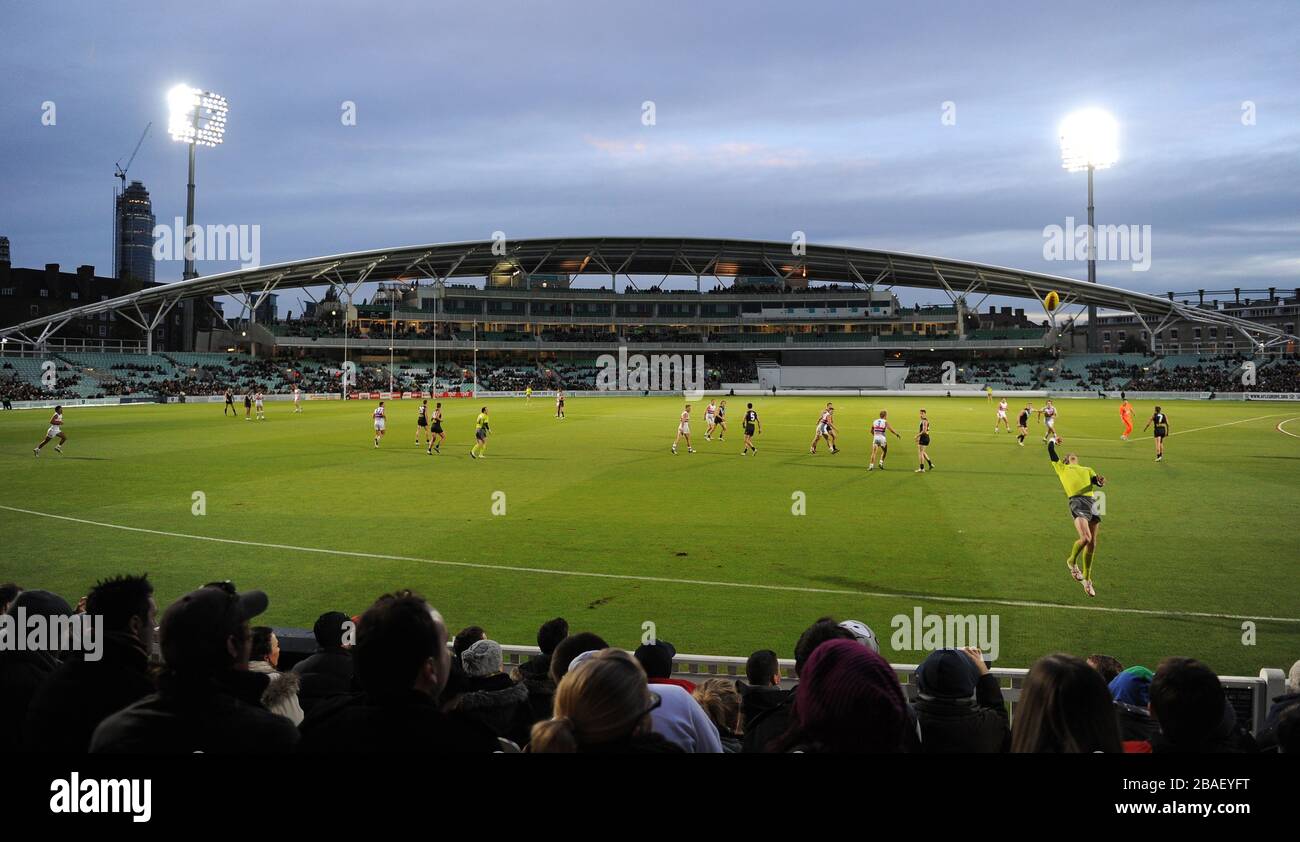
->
xmin=2 ymin=395 xmax=1297 ymax=675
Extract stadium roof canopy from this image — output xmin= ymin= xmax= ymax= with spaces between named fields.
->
xmin=2 ymin=236 xmax=1294 ymax=348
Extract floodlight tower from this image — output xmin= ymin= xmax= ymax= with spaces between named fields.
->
xmin=1059 ymin=108 xmax=1118 ymax=353
xmin=168 ymin=85 xmax=228 ymax=281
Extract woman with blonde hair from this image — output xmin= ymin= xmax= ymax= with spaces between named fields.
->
xmin=529 ymin=649 xmax=682 ymax=753
xmin=692 ymin=678 xmax=743 ymax=752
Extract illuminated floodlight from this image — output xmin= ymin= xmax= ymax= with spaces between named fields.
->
xmin=1058 ymin=108 xmax=1118 ymax=172
xmin=168 ymin=84 xmax=228 ymax=147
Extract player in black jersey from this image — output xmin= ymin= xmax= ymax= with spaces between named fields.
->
xmin=1016 ymin=403 xmax=1034 ymax=446
xmin=715 ymin=400 xmax=728 ymax=441
xmin=428 ymin=401 xmax=446 ymax=454
xmin=914 ymin=409 xmax=935 ymax=472
xmin=1142 ymin=406 xmax=1171 ymax=462
xmin=224 ymin=388 xmax=236 ymax=417
xmin=741 ymin=403 xmax=762 ymax=455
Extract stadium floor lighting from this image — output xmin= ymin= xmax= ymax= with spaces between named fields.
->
xmin=1059 ymin=108 xmax=1120 ymax=353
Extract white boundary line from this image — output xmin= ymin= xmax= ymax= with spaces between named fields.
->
xmin=2 ymin=503 xmax=1296 ymax=625
xmin=1276 ymin=417 xmax=1300 ymax=439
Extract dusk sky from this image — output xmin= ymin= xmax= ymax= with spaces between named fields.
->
xmin=2 ymin=0 xmax=1297 ymax=315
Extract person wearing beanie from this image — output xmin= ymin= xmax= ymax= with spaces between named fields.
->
xmin=449 ymin=639 xmax=532 ymax=747
xmin=910 ymin=647 xmax=1009 ymax=753
xmin=1107 ymin=666 xmax=1159 ymax=746
xmin=0 ymin=589 xmax=74 ymax=746
xmin=634 ymin=639 xmax=695 ymax=693
xmin=775 ymin=639 xmax=908 ymax=753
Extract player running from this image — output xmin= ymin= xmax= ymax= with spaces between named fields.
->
xmin=372 ymin=401 xmax=387 ymax=447
xmin=415 ymin=399 xmax=431 ymax=447
xmin=293 ymin=386 xmax=303 ymax=413
xmin=914 ymin=409 xmax=935 ymax=472
xmin=810 ymin=403 xmax=839 ymax=454
xmin=428 ymin=401 xmax=446 ymax=454
xmin=714 ymin=400 xmax=728 ymax=441
xmin=555 ymin=388 xmax=566 ymax=420
xmin=33 ymin=406 xmax=66 ymax=456
xmin=224 ymin=388 xmax=237 ymax=417
xmin=741 ymin=403 xmax=761 ymax=455
xmin=1143 ymin=406 xmax=1171 ymax=462
xmin=254 ymin=390 xmax=266 ymax=421
xmin=704 ymin=400 xmax=718 ymax=440
xmin=1016 ymin=402 xmax=1034 ymax=447
xmin=1047 ymin=436 xmax=1106 ymax=598
xmin=672 ymin=404 xmax=695 ymax=454
xmin=867 ymin=410 xmax=901 ymax=471
xmin=995 ymin=398 xmax=1010 ymax=433
xmin=1119 ymin=398 xmax=1134 ymax=441
xmin=470 ymin=406 xmax=490 ymax=458
xmin=1038 ymin=399 xmax=1058 ymax=443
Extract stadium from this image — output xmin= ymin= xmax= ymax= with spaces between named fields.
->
xmin=2 ymin=4 xmax=1298 ymax=813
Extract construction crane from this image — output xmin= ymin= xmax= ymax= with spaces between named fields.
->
xmin=114 ymin=121 xmax=152 ymax=188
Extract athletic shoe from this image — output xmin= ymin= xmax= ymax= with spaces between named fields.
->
xmin=867 ymin=464 xmax=874 ymax=471
xmin=33 ymin=448 xmax=39 ymax=457
xmin=1155 ymin=455 xmax=1162 ymax=462
xmin=54 ymin=445 xmax=62 ymax=453
xmin=427 ymin=449 xmax=433 ymax=455
xmin=914 ymin=468 xmax=925 ymax=473
xmin=1018 ymin=440 xmax=1024 ymax=447
xmin=1067 ymin=560 xmax=1083 ymax=581
xmin=671 ymin=447 xmax=677 ymax=454
xmin=1083 ymin=579 xmax=1096 ymax=598
xmin=926 ymin=463 xmax=934 ymax=471
xmin=688 ymin=448 xmax=695 ymax=454
xmin=470 ymin=450 xmax=477 ymax=459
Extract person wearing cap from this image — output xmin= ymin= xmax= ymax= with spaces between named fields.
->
xmin=447 ymin=639 xmax=532 ymax=747
xmin=772 ymin=639 xmax=909 ymax=753
xmin=298 ymin=591 xmax=498 ymax=753
xmin=634 ymin=639 xmax=695 ymax=693
xmin=910 ymin=647 xmax=1009 ymax=753
xmin=291 ymin=611 xmax=356 ymax=714
xmin=23 ymin=574 xmax=157 ymax=752
xmin=90 ymin=583 xmax=300 ymax=753
xmin=0 ymin=589 xmax=74 ymax=746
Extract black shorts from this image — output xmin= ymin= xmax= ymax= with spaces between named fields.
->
xmin=475 ymin=428 xmax=487 ymax=440
xmin=417 ymin=417 xmax=428 ymax=427
xmin=918 ymin=433 xmax=931 ymax=446
xmin=1068 ymin=495 xmax=1101 ymax=523
xmin=1153 ymin=427 xmax=1167 ymax=439
xmin=431 ymin=422 xmax=443 ymax=434
xmin=225 ymin=397 xmax=234 ymax=404
xmin=744 ymin=424 xmax=756 ymax=437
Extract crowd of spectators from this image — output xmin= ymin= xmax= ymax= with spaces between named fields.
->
xmin=2 ymin=578 xmax=1294 ymax=754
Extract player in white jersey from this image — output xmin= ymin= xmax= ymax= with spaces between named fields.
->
xmin=293 ymin=386 xmax=303 ymax=413
xmin=672 ymin=405 xmax=695 ymax=454
xmin=995 ymin=398 xmax=1010 ymax=433
xmin=867 ymin=410 xmax=901 ymax=471
xmin=254 ymin=390 xmax=266 ymax=421
xmin=415 ymin=399 xmax=431 ymax=447
xmin=1038 ymin=399 xmax=1058 ymax=442
xmin=809 ymin=403 xmax=839 ymax=454
xmin=33 ymin=406 xmax=66 ymax=456
xmin=373 ymin=401 xmax=387 ymax=448
xmin=555 ymin=389 xmax=566 ymax=420
xmin=704 ymin=401 xmax=718 ymax=440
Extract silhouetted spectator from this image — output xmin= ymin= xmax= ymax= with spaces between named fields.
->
xmin=635 ymin=639 xmax=694 ymax=693
xmin=91 ymin=583 xmax=299 ymax=753
xmin=292 ymin=611 xmax=355 ymax=714
xmin=1087 ymin=654 xmax=1124 ymax=685
xmin=549 ymin=632 xmax=609 ymax=685
xmin=1147 ymin=657 xmax=1257 ymax=753
xmin=1010 ymin=654 xmax=1121 ymax=753
xmin=911 ymin=647 xmax=1009 ymax=753
xmin=743 ymin=617 xmax=856 ymax=752
xmin=298 ymin=592 xmax=497 ymax=753
xmin=24 ymin=575 xmax=157 ymax=752
xmin=0 ymin=589 xmax=74 ymax=746
xmin=772 ymin=639 xmax=908 ymax=753
xmin=513 ymin=617 xmax=567 ymax=723
xmin=1108 ymin=666 xmax=1160 ymax=745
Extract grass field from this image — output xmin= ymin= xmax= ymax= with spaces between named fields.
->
xmin=1 ymin=394 xmax=1297 ymax=676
